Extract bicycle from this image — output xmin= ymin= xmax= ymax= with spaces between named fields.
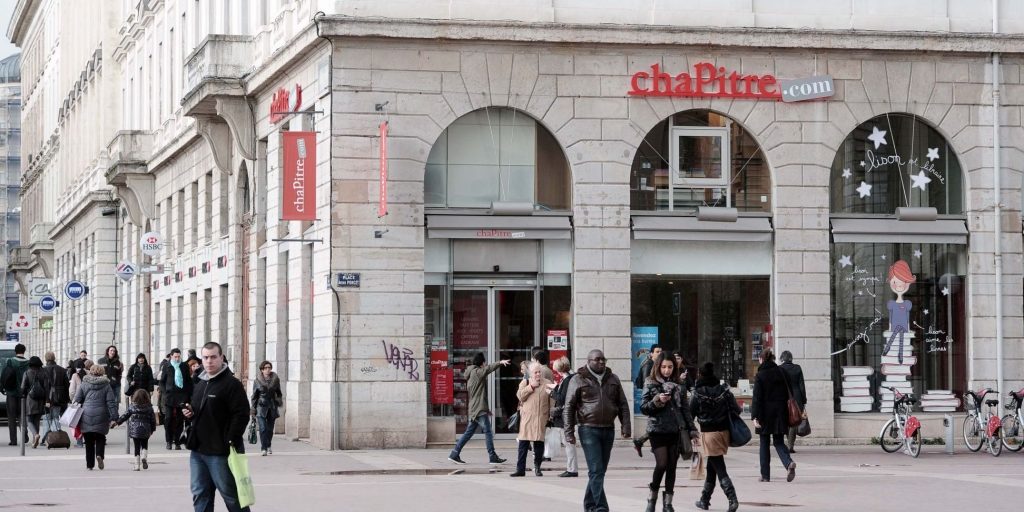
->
xmin=879 ymin=386 xmax=921 ymax=458
xmin=1000 ymin=388 xmax=1023 ymax=452
xmin=962 ymin=387 xmax=1001 ymax=456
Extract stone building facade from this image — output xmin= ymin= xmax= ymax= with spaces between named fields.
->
xmin=7 ymin=0 xmax=1024 ymax=448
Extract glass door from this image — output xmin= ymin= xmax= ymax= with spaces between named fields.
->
xmin=451 ymin=289 xmax=489 ymax=434
xmin=491 ymin=288 xmax=537 ymax=435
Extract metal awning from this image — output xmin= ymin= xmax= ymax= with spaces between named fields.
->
xmin=830 ymin=218 xmax=968 ymax=244
xmin=631 ymin=216 xmax=773 ymax=242
xmin=426 ymin=215 xmax=571 ymax=240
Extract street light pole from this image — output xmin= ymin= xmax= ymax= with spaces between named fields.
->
xmin=19 ymin=396 xmax=25 ymax=457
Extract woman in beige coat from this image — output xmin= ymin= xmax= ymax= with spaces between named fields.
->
xmin=510 ymin=362 xmax=554 ymax=477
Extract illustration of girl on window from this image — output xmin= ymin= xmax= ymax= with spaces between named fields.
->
xmin=884 ymin=260 xmax=916 ymax=364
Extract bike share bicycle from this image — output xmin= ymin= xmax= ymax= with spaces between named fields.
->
xmin=962 ymin=387 xmax=1001 ymax=456
xmin=1000 ymin=388 xmax=1023 ymax=452
xmin=879 ymin=386 xmax=921 ymax=458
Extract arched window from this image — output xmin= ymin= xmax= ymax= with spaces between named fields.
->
xmin=425 ymin=107 xmax=570 ymax=210
xmin=830 ymin=113 xmax=967 ymax=413
xmin=630 ymin=110 xmax=770 ymax=212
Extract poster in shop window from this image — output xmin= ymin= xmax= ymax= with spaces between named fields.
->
xmin=630 ymin=326 xmax=658 ymax=414
xmin=281 ymin=131 xmax=317 ymax=221
xmin=546 ymin=329 xmax=569 ymax=383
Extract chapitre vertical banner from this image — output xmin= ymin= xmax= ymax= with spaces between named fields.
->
xmin=379 ymin=121 xmax=388 ymax=218
xmin=281 ymin=131 xmax=317 ymax=221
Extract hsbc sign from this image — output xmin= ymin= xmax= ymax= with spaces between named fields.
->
xmin=140 ymin=231 xmax=164 ymax=257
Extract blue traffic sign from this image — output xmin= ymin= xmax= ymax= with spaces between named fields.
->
xmin=64 ymin=280 xmax=87 ymax=300
xmin=38 ymin=295 xmax=58 ymax=312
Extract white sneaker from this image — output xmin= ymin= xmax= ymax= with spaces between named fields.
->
xmin=261 ymin=450 xmax=267 ymax=456
xmin=267 ymin=448 xmax=273 ymax=455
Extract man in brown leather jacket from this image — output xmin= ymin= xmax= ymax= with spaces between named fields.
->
xmin=563 ymin=349 xmax=631 ymax=512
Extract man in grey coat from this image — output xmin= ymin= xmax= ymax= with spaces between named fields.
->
xmin=448 ymin=352 xmax=510 ymax=464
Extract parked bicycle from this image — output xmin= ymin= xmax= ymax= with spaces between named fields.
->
xmin=1000 ymin=388 xmax=1023 ymax=452
xmin=963 ymin=387 xmax=1001 ymax=456
xmin=879 ymin=386 xmax=921 ymax=458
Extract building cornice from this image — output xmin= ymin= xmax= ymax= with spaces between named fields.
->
xmin=48 ymin=190 xmax=116 ymax=240
xmin=317 ymin=16 xmax=1024 ymax=54
xmin=6 ymin=0 xmax=39 ymax=46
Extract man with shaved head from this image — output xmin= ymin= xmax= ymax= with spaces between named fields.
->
xmin=563 ymin=349 xmax=631 ymax=512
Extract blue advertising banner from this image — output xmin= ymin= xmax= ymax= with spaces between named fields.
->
xmin=630 ymin=326 xmax=658 ymax=414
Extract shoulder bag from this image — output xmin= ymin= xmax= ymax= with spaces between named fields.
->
xmin=778 ymin=368 xmax=802 ymax=427
xmin=728 ymin=411 xmax=752 ymax=447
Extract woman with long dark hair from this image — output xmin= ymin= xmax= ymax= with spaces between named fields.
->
xmin=690 ymin=362 xmax=741 ymax=512
xmin=250 ymin=360 xmax=283 ymax=456
xmin=640 ymin=351 xmax=697 ymax=512
xmin=125 ymin=353 xmax=154 ymax=397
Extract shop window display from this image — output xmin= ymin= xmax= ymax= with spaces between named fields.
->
xmin=829 ymin=113 xmax=967 ymax=413
xmin=630 ymin=276 xmax=770 ymax=387
xmin=630 ymin=110 xmax=770 ymax=213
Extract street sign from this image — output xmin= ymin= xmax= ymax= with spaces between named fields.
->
xmin=28 ymin=278 xmax=51 ymax=301
xmin=334 ymin=272 xmax=361 ymax=288
xmin=140 ymin=231 xmax=164 ymax=257
xmin=38 ymin=295 xmax=58 ymax=313
xmin=140 ymin=264 xmax=168 ymax=274
xmin=116 ymin=260 xmax=137 ymax=281
xmin=5 ymin=331 xmax=18 ymax=341
xmin=10 ymin=313 xmax=32 ymax=331
xmin=64 ymin=280 xmax=87 ymax=300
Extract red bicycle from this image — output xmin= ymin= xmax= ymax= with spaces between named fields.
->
xmin=879 ymin=386 xmax=921 ymax=458
xmin=963 ymin=387 xmax=1001 ymax=456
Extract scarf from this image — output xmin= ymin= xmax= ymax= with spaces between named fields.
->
xmin=170 ymin=360 xmax=183 ymax=388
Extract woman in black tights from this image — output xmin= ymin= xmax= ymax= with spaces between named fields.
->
xmin=640 ymin=351 xmax=697 ymax=512
xmin=690 ymin=362 xmax=741 ymax=512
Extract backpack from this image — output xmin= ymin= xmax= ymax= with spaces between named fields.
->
xmin=0 ymin=363 xmax=14 ymax=393
xmin=28 ymin=375 xmax=46 ymax=401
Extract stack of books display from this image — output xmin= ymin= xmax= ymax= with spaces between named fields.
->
xmin=839 ymin=366 xmax=874 ymax=412
xmin=920 ymin=390 xmax=959 ymax=412
xmin=879 ymin=331 xmax=916 ymax=413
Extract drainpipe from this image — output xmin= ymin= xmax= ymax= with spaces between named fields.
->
xmin=992 ymin=1 xmax=1004 ymax=404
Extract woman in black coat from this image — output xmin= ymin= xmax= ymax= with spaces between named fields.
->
xmin=751 ymin=348 xmax=796 ymax=482
xmin=125 ymin=353 xmax=154 ymax=397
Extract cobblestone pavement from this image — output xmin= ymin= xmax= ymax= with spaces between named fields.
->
xmin=0 ymin=433 xmax=1020 ymax=511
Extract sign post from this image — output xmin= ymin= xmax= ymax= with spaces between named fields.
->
xmin=38 ymin=295 xmax=58 ymax=313
xmin=63 ymin=281 xmax=87 ymax=301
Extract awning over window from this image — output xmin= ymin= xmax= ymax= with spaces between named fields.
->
xmin=830 ymin=218 xmax=968 ymax=244
xmin=426 ymin=215 xmax=572 ymax=240
xmin=631 ymin=216 xmax=773 ymax=242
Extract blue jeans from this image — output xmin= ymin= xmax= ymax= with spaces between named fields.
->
xmin=190 ymin=451 xmax=251 ymax=512
xmin=758 ymin=433 xmax=794 ymax=480
xmin=579 ymin=426 xmax=615 ymax=512
xmin=450 ymin=413 xmax=497 ymax=459
xmin=257 ymin=416 xmax=276 ymax=450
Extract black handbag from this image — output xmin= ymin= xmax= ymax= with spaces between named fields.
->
xmin=728 ymin=412 xmax=751 ymax=447
xmin=796 ymin=414 xmax=811 ymax=437
xmin=507 ymin=411 xmax=520 ymax=433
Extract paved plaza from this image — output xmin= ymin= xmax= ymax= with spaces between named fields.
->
xmin=0 ymin=429 xmax=1021 ymax=511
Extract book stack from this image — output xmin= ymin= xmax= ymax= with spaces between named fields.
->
xmin=920 ymin=390 xmax=959 ymax=412
xmin=840 ymin=366 xmax=874 ymax=412
xmin=879 ymin=331 xmax=916 ymax=413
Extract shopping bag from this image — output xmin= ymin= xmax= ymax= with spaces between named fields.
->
xmin=228 ymin=446 xmax=256 ymax=508
xmin=688 ymin=449 xmax=706 ymax=480
xmin=796 ymin=413 xmax=811 ymax=437
xmin=71 ymin=424 xmax=82 ymax=441
xmin=679 ymin=430 xmax=694 ymax=461
xmin=60 ymin=404 xmax=84 ymax=428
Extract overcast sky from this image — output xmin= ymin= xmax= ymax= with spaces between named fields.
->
xmin=0 ymin=0 xmax=17 ymax=60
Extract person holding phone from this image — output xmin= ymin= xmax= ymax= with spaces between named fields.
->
xmin=640 ymin=352 xmax=697 ymax=512
xmin=158 ymin=348 xmax=192 ymax=450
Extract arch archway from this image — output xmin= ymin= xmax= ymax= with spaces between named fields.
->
xmin=425 ymin=107 xmax=571 ymax=211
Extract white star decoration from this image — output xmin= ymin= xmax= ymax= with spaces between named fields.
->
xmin=941 ymin=286 xmax=950 ymax=296
xmin=881 ymin=254 xmax=887 ymax=260
xmin=911 ymin=170 xmax=932 ymax=190
xmin=856 ymin=181 xmax=872 ymax=198
xmin=858 ymin=290 xmax=863 ymax=296
xmin=927 ymin=147 xmax=940 ymax=161
xmin=868 ymin=126 xmax=888 ymax=150
xmin=839 ymin=255 xmax=852 ymax=268
xmin=842 ymin=168 xmax=852 ymax=179
xmin=913 ymin=249 xmax=922 ymax=258
xmin=860 ymin=161 xmax=866 ymax=167
xmin=923 ymin=309 xmax=930 ymax=315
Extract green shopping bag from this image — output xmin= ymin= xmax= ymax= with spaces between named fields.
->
xmin=227 ymin=447 xmax=256 ymax=508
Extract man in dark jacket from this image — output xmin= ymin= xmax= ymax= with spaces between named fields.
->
xmin=39 ymin=352 xmax=70 ymax=445
xmin=779 ymin=350 xmax=807 ymax=453
xmin=448 ymin=352 xmax=510 ymax=464
xmin=1 ymin=343 xmax=29 ymax=445
xmin=564 ymin=349 xmax=631 ymax=512
xmin=159 ymin=348 xmax=193 ymax=450
xmin=183 ymin=342 xmax=251 ymax=512
xmin=752 ymin=348 xmax=796 ymax=483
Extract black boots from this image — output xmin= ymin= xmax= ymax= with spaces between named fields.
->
xmin=644 ymin=484 xmax=658 ymax=512
xmin=534 ymin=465 xmax=543 ymax=477
xmin=720 ymin=476 xmax=739 ymax=512
xmin=694 ymin=480 xmax=714 ymax=510
xmin=661 ymin=491 xmax=674 ymax=512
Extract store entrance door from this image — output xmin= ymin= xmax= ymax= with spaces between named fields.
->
xmin=452 ymin=280 xmax=538 ymax=438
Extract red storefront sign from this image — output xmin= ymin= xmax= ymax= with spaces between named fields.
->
xmin=269 ymin=84 xmax=302 ymax=124
xmin=379 ymin=121 xmax=389 ymax=217
xmin=281 ymin=131 xmax=317 ymax=221
xmin=628 ymin=62 xmax=781 ymax=100
xmin=431 ymin=368 xmax=454 ymax=405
